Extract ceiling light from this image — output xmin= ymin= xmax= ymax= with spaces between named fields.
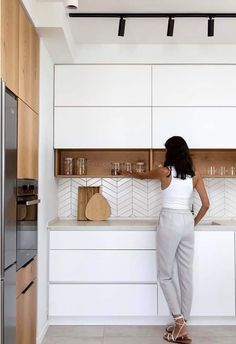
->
xmin=167 ymin=17 xmax=175 ymax=36
xmin=65 ymin=0 xmax=79 ymax=9
xmin=208 ymin=17 xmax=214 ymax=36
xmin=118 ymin=17 xmax=126 ymax=37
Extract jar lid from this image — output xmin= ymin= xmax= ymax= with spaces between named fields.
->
xmin=136 ymin=161 xmax=145 ymax=165
xmin=64 ymin=157 xmax=73 ymax=161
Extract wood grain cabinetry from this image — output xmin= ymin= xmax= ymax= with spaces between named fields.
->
xmin=16 ymin=257 xmax=37 ymax=344
xmin=17 ymin=99 xmax=39 ymax=180
xmin=19 ymin=2 xmax=39 ymax=113
xmin=1 ymin=0 xmax=19 ymax=95
xmin=55 ymin=148 xmax=236 ymax=178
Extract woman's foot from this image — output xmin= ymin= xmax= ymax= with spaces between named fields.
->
xmin=163 ymin=315 xmax=191 ymax=343
xmin=166 ymin=319 xmax=187 ymax=333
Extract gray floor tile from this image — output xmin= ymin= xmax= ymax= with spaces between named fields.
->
xmin=190 ymin=337 xmax=236 ymax=344
xmin=104 ymin=325 xmax=165 ymax=337
xmin=45 ymin=325 xmax=104 ymax=338
xmin=103 ymin=337 xmax=165 ymax=344
xmin=42 ymin=337 xmax=103 ymax=344
xmin=189 ymin=325 xmax=236 ymax=337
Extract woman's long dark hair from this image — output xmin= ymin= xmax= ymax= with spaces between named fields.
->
xmin=164 ymin=136 xmax=195 ymax=180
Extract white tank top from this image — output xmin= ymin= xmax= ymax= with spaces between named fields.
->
xmin=162 ymin=167 xmax=193 ymax=210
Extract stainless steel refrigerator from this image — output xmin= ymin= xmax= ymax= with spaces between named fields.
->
xmin=0 ymin=81 xmax=17 ymax=344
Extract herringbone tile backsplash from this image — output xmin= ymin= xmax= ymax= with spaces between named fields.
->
xmin=57 ymin=178 xmax=236 ymax=219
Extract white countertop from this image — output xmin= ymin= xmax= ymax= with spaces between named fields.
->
xmin=48 ymin=218 xmax=236 ymax=231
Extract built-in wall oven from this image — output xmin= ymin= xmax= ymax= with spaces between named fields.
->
xmin=16 ymin=180 xmax=40 ymax=270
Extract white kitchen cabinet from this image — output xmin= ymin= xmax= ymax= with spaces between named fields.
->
xmin=49 ymin=284 xmax=157 ymax=317
xmin=54 ymin=107 xmax=151 ymax=148
xmin=55 ymin=65 xmax=151 ymax=106
xmin=152 ymin=107 xmax=236 ymax=148
xmin=50 ymin=230 xmax=156 ymax=250
xmin=49 ymin=250 xmax=157 ymax=282
xmin=152 ymin=65 xmax=236 ymax=106
xmin=158 ymin=231 xmax=235 ymax=317
xmin=192 ymin=231 xmax=235 ymax=316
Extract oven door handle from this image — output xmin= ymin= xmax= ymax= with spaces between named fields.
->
xmin=25 ymin=199 xmax=41 ymax=206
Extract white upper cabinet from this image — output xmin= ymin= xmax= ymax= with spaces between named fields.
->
xmin=152 ymin=65 xmax=236 ymax=106
xmin=55 ymin=65 xmax=151 ymax=106
xmin=152 ymin=107 xmax=236 ymax=148
xmin=54 ymin=107 xmax=151 ymax=148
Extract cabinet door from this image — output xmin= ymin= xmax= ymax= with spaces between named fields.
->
xmin=152 ymin=107 xmax=236 ymax=148
xmin=49 ymin=250 xmax=157 ymax=282
xmin=1 ymin=0 xmax=19 ymax=95
xmin=49 ymin=284 xmax=157 ymax=317
xmin=54 ymin=107 xmax=151 ymax=148
xmin=55 ymin=65 xmax=151 ymax=106
xmin=30 ymin=27 xmax=39 ymax=113
xmin=17 ymin=100 xmax=39 ymax=179
xmin=191 ymin=231 xmax=235 ymax=316
xmin=50 ymin=230 xmax=156 ymax=250
xmin=157 ymin=232 xmax=235 ymax=317
xmin=153 ymin=65 xmax=236 ymax=106
xmin=16 ymin=280 xmax=36 ymax=344
xmin=18 ymin=4 xmax=39 ymax=113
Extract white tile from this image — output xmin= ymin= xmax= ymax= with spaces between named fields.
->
xmin=225 ymin=179 xmax=236 ymax=216
xmin=102 ymin=178 xmax=118 ymax=216
xmin=147 ymin=180 xmax=162 ymax=217
xmin=117 ymin=178 xmax=132 ymax=217
xmin=58 ymin=178 xmax=71 ymax=218
xmin=87 ymin=178 xmax=102 ymax=187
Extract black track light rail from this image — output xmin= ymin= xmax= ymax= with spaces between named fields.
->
xmin=69 ymin=12 xmax=236 ymax=18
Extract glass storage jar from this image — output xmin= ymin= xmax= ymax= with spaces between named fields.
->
xmin=74 ymin=158 xmax=87 ymax=175
xmin=134 ymin=161 xmax=146 ymax=173
xmin=63 ymin=157 xmax=73 ymax=175
xmin=111 ymin=162 xmax=121 ymax=175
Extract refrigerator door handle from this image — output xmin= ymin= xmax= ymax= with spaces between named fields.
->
xmin=25 ymin=199 xmax=41 ymax=206
xmin=0 ymin=80 xmax=6 ymax=278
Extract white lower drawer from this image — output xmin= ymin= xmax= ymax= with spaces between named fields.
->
xmin=49 ymin=250 xmax=157 ymax=282
xmin=49 ymin=284 xmax=157 ymax=316
xmin=50 ymin=230 xmax=156 ymax=250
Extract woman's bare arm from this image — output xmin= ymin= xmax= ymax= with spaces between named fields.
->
xmin=194 ymin=171 xmax=210 ymax=226
xmin=123 ymin=167 xmax=168 ymax=180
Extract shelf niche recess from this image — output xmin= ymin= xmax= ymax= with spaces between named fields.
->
xmin=55 ymin=149 xmax=236 ymax=178
xmin=55 ymin=149 xmax=150 ymax=177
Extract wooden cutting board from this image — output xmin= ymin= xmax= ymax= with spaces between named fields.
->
xmin=77 ymin=186 xmax=100 ymax=220
xmin=85 ymin=193 xmax=111 ymax=221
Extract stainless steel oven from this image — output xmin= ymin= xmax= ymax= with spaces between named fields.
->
xmin=16 ymin=180 xmax=40 ymax=270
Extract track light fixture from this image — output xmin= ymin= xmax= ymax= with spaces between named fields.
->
xmin=167 ymin=17 xmax=175 ymax=36
xmin=208 ymin=17 xmax=214 ymax=36
xmin=118 ymin=17 xmax=126 ymax=36
xmin=69 ymin=12 xmax=235 ymax=38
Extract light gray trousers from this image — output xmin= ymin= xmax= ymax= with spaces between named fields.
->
xmin=157 ymin=208 xmax=195 ymax=320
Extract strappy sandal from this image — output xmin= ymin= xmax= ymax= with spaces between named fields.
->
xmin=166 ymin=319 xmax=187 ymax=333
xmin=166 ymin=323 xmax=174 ymax=333
xmin=163 ymin=315 xmax=192 ymax=344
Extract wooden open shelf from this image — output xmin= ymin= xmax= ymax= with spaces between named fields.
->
xmin=55 ymin=149 xmax=236 ymax=178
xmin=55 ymin=149 xmax=150 ymax=177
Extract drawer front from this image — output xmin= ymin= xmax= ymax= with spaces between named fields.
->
xmin=49 ymin=284 xmax=157 ymax=317
xmin=16 ymin=257 xmax=37 ymax=297
xmin=50 ymin=231 xmax=156 ymax=250
xmin=49 ymin=250 xmax=157 ymax=282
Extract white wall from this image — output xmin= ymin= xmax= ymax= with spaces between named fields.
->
xmin=76 ymin=44 xmax=236 ymax=63
xmin=37 ymin=40 xmax=57 ymax=343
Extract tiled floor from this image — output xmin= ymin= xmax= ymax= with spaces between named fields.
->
xmin=42 ymin=325 xmax=236 ymax=344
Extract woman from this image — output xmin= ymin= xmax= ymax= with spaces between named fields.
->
xmin=125 ymin=136 xmax=209 ymax=344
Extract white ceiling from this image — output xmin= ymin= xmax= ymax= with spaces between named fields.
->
xmin=37 ymin=0 xmax=236 ymax=44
